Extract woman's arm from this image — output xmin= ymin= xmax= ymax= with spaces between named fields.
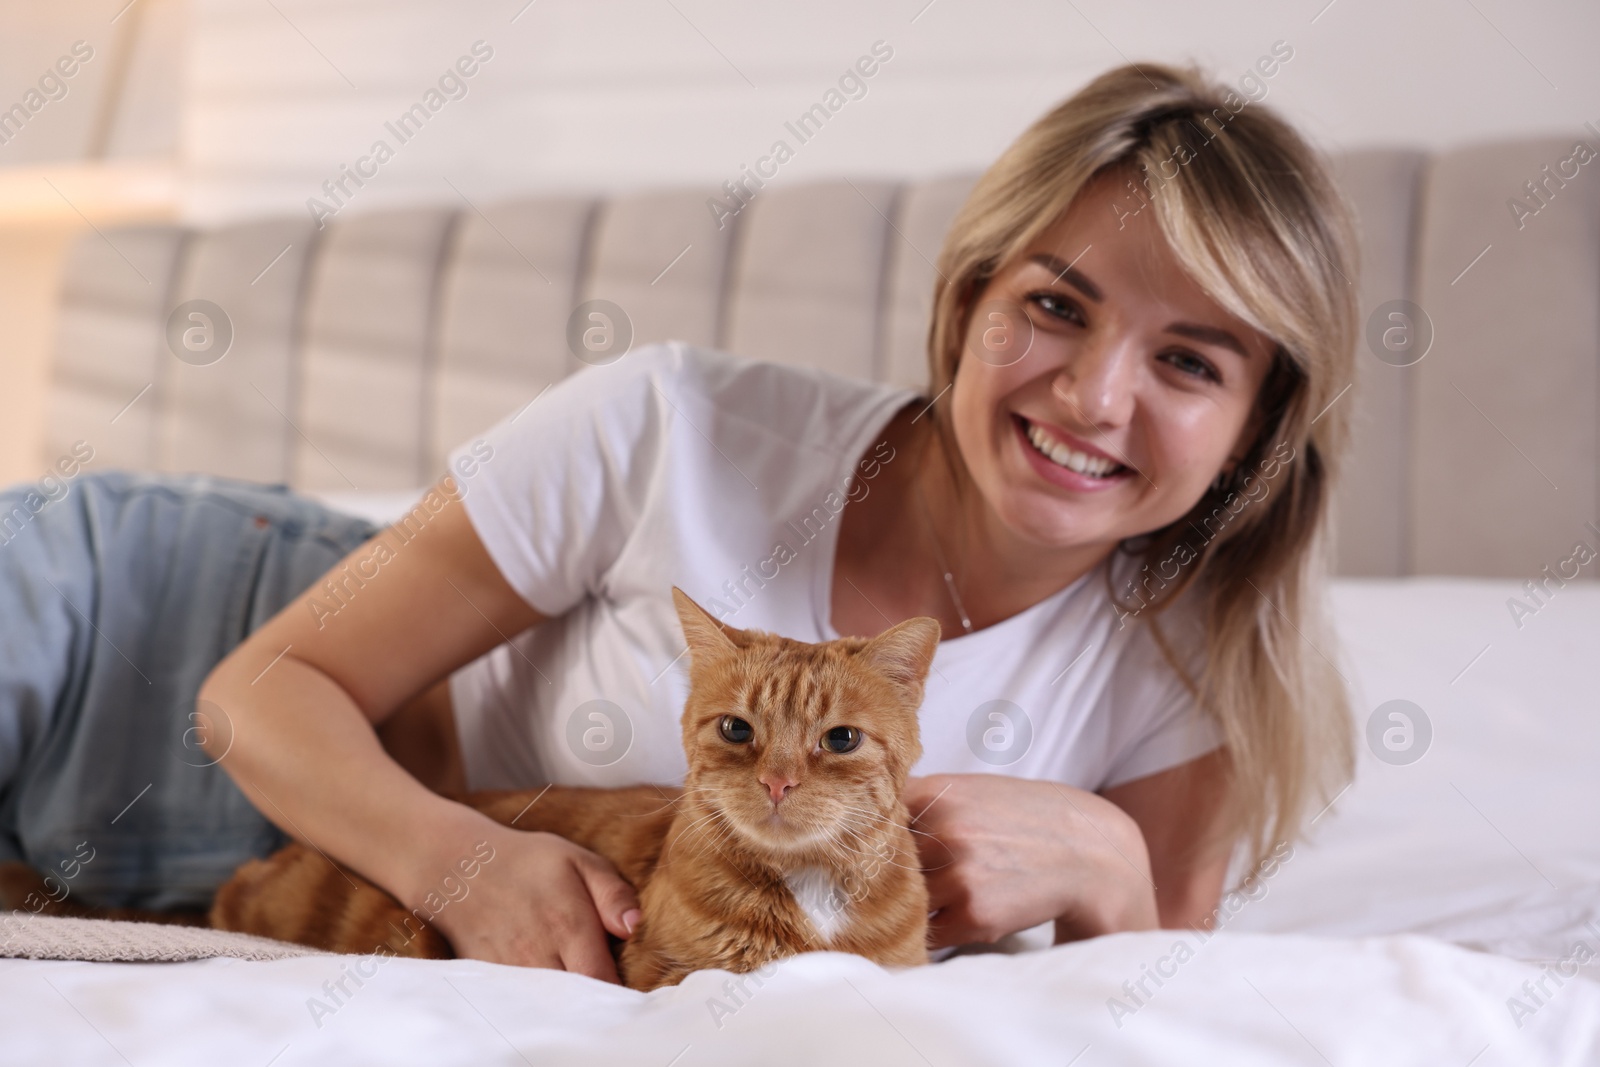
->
xmin=904 ymin=773 xmax=1157 ymax=946
xmin=1099 ymin=747 xmax=1234 ymax=930
xmin=199 ymin=476 xmax=642 ymax=977
xmin=903 ymin=748 xmax=1234 ymax=946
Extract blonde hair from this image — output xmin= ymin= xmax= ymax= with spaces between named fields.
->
xmin=925 ymin=63 xmax=1358 ymax=878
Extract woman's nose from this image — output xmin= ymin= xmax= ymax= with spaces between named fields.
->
xmin=1050 ymin=333 xmax=1137 ymax=428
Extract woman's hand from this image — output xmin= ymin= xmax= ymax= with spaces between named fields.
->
xmin=419 ymin=822 xmax=642 ymax=981
xmin=902 ymin=773 xmax=1159 ymax=948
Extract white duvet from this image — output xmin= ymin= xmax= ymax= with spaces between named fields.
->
xmin=5 ymin=929 xmax=1596 ymax=1066
xmin=3 ymin=568 xmax=1597 ymax=1065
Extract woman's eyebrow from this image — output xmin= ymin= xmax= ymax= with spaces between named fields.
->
xmin=1167 ymin=322 xmax=1250 ymax=359
xmin=1026 ymin=253 xmax=1102 ymax=302
xmin=1024 ymin=254 xmax=1250 ymax=359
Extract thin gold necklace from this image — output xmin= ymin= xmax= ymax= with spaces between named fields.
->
xmin=911 ymin=431 xmax=974 ymax=635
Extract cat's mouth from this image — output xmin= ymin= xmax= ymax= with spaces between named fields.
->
xmin=754 ymin=805 xmax=814 ymax=838
xmin=762 ymin=807 xmax=814 ymax=835
xmin=723 ymin=797 xmax=836 ymax=852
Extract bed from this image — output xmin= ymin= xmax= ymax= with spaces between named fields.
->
xmin=17 ymin=141 xmax=1600 ymax=1062
xmin=4 ymin=536 xmax=1597 ymax=1064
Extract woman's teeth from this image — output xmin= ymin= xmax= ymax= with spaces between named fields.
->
xmin=1024 ymin=419 xmax=1124 ymax=478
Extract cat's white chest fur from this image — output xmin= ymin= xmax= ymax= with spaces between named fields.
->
xmin=784 ymin=867 xmax=850 ymax=944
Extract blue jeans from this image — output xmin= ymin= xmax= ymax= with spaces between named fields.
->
xmin=0 ymin=470 xmax=380 ymax=910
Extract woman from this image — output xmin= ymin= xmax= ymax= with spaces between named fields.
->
xmin=0 ymin=62 xmax=1355 ymax=980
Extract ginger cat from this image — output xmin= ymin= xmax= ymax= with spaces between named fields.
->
xmin=206 ymin=588 xmax=940 ymax=990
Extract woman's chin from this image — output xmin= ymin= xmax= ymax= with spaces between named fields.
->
xmin=988 ymin=486 xmax=1121 ymax=554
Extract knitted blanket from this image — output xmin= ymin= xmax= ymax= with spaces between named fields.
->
xmin=0 ymin=912 xmax=323 ymax=962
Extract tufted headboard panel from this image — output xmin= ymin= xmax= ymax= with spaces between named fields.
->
xmin=42 ymin=144 xmax=1600 ymax=578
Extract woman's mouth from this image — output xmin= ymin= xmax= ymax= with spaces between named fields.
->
xmin=1012 ymin=414 xmax=1132 ymax=489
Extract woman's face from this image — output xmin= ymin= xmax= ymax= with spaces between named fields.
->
xmin=949 ymin=170 xmax=1279 ymax=553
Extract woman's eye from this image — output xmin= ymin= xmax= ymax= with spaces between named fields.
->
xmin=821 ymin=726 xmax=862 ymax=753
xmin=1161 ymin=349 xmax=1221 ymax=383
xmin=1025 ymin=290 xmax=1085 ymax=325
xmin=719 ymin=716 xmax=754 ymax=744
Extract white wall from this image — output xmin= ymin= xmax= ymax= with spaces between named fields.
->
xmin=180 ymin=0 xmax=1600 ymax=223
xmin=2 ymin=0 xmax=1592 ymax=217
xmin=0 ymin=0 xmax=184 ymax=164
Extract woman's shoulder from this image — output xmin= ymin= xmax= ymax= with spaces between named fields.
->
xmin=552 ymin=341 xmax=921 ymax=478
xmin=645 ymin=341 xmax=920 ymax=438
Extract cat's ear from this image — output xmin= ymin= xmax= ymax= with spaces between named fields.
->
xmin=857 ymin=616 xmax=941 ymax=708
xmin=671 ymin=586 xmax=739 ymax=662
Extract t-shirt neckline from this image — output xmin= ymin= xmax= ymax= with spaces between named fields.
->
xmin=812 ymin=391 xmax=1105 ymax=649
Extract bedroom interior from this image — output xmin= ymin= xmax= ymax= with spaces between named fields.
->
xmin=0 ymin=0 xmax=1596 ymax=1063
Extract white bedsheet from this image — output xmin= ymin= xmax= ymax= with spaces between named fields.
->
xmin=1229 ymin=579 xmax=1600 ymax=968
xmin=4 ymin=931 xmax=1597 ymax=1066
xmin=3 ymin=570 xmax=1596 ymax=1064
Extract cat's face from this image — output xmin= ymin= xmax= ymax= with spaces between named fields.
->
xmin=671 ymin=587 xmax=940 ymax=857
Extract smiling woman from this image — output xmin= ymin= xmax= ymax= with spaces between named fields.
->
xmin=45 ymin=60 xmax=1367 ymax=979
xmin=909 ymin=61 xmax=1360 ymax=891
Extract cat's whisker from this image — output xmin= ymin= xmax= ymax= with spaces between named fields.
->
xmin=837 ymin=843 xmax=923 ymax=875
xmin=634 ymin=798 xmax=686 ymax=818
xmin=672 ymin=809 xmax=728 ymax=852
xmin=822 ymin=821 xmax=872 ymax=850
xmin=832 ymin=806 xmax=896 ymax=825
xmin=832 ymin=819 xmax=896 ymax=844
xmin=687 ymin=817 xmax=737 ymax=854
xmin=661 ymin=808 xmax=726 ymax=865
xmin=660 ymin=785 xmax=717 ymax=805
xmin=818 ymin=825 xmax=888 ymax=868
xmin=838 ymin=819 xmax=947 ymax=876
xmin=673 ymin=806 xmax=754 ymax=872
xmin=834 ymin=807 xmax=897 ymax=840
xmin=835 ymin=846 xmax=922 ymax=877
xmin=630 ymin=784 xmax=721 ymax=820
xmin=673 ymin=797 xmax=724 ymax=825
xmin=833 ymin=802 xmax=916 ymax=836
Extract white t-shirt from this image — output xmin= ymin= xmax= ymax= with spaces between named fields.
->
xmin=445 ymin=341 xmax=1221 ymax=794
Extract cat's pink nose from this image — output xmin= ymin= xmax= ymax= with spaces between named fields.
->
xmin=760 ymin=773 xmax=797 ymax=803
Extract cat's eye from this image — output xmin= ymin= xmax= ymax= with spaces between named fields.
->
xmin=719 ymin=716 xmax=754 ymax=744
xmin=821 ymin=726 xmax=862 ymax=753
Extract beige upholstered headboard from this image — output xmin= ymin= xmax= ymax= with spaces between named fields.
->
xmin=43 ymin=141 xmax=1600 ymax=579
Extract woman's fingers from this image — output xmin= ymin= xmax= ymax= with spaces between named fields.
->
xmin=904 ymin=773 xmax=1153 ymax=947
xmin=902 ymin=774 xmax=954 ymax=827
xmin=497 ymin=932 xmax=566 ymax=970
xmin=556 ymin=918 xmax=623 ymax=984
xmin=926 ymin=912 xmax=966 ymax=950
xmin=926 ymin=902 xmax=995 ymax=949
xmin=532 ymin=853 xmax=621 ymax=983
xmin=575 ymin=852 xmax=642 ymax=941
xmin=915 ymin=822 xmax=982 ymax=949
xmin=920 ymin=868 xmax=986 ymax=947
xmin=430 ymin=830 xmax=633 ymax=981
xmin=920 ymin=883 xmax=948 ymax=915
